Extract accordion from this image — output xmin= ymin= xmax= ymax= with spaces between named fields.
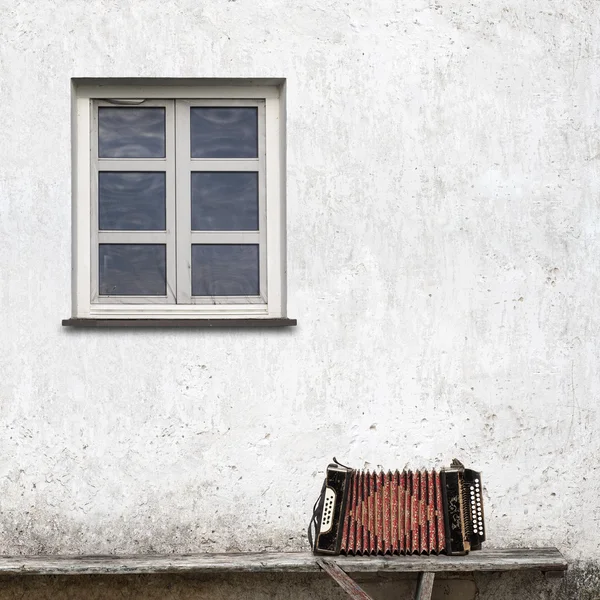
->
xmin=310 ymin=459 xmax=485 ymax=556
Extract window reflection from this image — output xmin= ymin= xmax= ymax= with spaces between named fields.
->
xmin=191 ymin=172 xmax=258 ymax=231
xmin=99 ymin=172 xmax=166 ymax=231
xmin=99 ymin=108 xmax=165 ymax=158
xmin=190 ymin=107 xmax=258 ymax=158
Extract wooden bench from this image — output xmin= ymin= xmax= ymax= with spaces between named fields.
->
xmin=0 ymin=548 xmax=567 ymax=600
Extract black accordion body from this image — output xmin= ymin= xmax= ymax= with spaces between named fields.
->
xmin=311 ymin=459 xmax=485 ymax=556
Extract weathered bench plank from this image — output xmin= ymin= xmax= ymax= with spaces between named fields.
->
xmin=0 ymin=548 xmax=567 ymax=576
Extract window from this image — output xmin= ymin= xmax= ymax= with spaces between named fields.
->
xmin=67 ymin=79 xmax=291 ymax=324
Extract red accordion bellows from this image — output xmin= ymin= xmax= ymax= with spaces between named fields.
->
xmin=339 ymin=470 xmax=446 ymax=555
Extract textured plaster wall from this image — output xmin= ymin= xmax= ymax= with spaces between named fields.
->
xmin=0 ymin=0 xmax=599 ymax=598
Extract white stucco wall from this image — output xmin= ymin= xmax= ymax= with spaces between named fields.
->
xmin=1 ymin=0 xmax=599 ymax=597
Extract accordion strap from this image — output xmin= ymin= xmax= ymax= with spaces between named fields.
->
xmin=332 ymin=456 xmax=352 ymax=470
xmin=307 ymin=480 xmax=326 ymax=550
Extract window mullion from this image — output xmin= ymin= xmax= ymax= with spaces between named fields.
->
xmin=188 ymin=159 xmax=259 ymax=172
xmin=175 ymin=100 xmax=193 ymax=304
xmin=96 ymin=159 xmax=168 ymax=171
xmin=98 ymin=231 xmax=168 ymax=243
xmin=165 ymin=100 xmax=177 ymax=303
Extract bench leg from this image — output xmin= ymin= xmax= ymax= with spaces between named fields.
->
xmin=415 ymin=572 xmax=435 ymax=600
xmin=316 ymin=559 xmax=375 ymax=600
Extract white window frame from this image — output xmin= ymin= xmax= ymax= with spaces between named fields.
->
xmin=71 ymin=79 xmax=287 ymax=320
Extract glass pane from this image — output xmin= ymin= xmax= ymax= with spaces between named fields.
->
xmin=99 ymin=107 xmax=165 ymax=158
xmin=190 ymin=107 xmax=258 ymax=158
xmin=191 ymin=172 xmax=258 ymax=231
xmin=99 ymin=172 xmax=166 ymax=231
xmin=192 ymin=244 xmax=259 ymax=296
xmin=99 ymin=244 xmax=166 ymax=295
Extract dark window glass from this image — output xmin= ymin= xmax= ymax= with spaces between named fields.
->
xmin=192 ymin=244 xmax=259 ymax=296
xmin=99 ymin=108 xmax=165 ymax=158
xmin=190 ymin=107 xmax=258 ymax=158
xmin=99 ymin=172 xmax=166 ymax=230
xmin=99 ymin=244 xmax=166 ymax=295
xmin=191 ymin=172 xmax=258 ymax=231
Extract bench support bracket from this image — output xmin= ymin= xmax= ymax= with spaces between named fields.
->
xmin=415 ymin=572 xmax=436 ymax=600
xmin=317 ymin=559 xmax=436 ymax=600
xmin=316 ymin=559 xmax=375 ymax=600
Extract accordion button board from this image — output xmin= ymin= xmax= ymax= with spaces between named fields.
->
xmin=312 ymin=459 xmax=486 ymax=556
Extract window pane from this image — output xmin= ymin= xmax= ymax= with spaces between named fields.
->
xmin=99 ymin=244 xmax=166 ymax=295
xmin=192 ymin=244 xmax=259 ymax=296
xmin=99 ymin=172 xmax=166 ymax=231
xmin=190 ymin=108 xmax=258 ymax=158
xmin=191 ymin=172 xmax=258 ymax=231
xmin=99 ymin=107 xmax=165 ymax=158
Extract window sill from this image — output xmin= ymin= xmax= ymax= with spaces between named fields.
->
xmin=62 ymin=318 xmax=297 ymax=328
